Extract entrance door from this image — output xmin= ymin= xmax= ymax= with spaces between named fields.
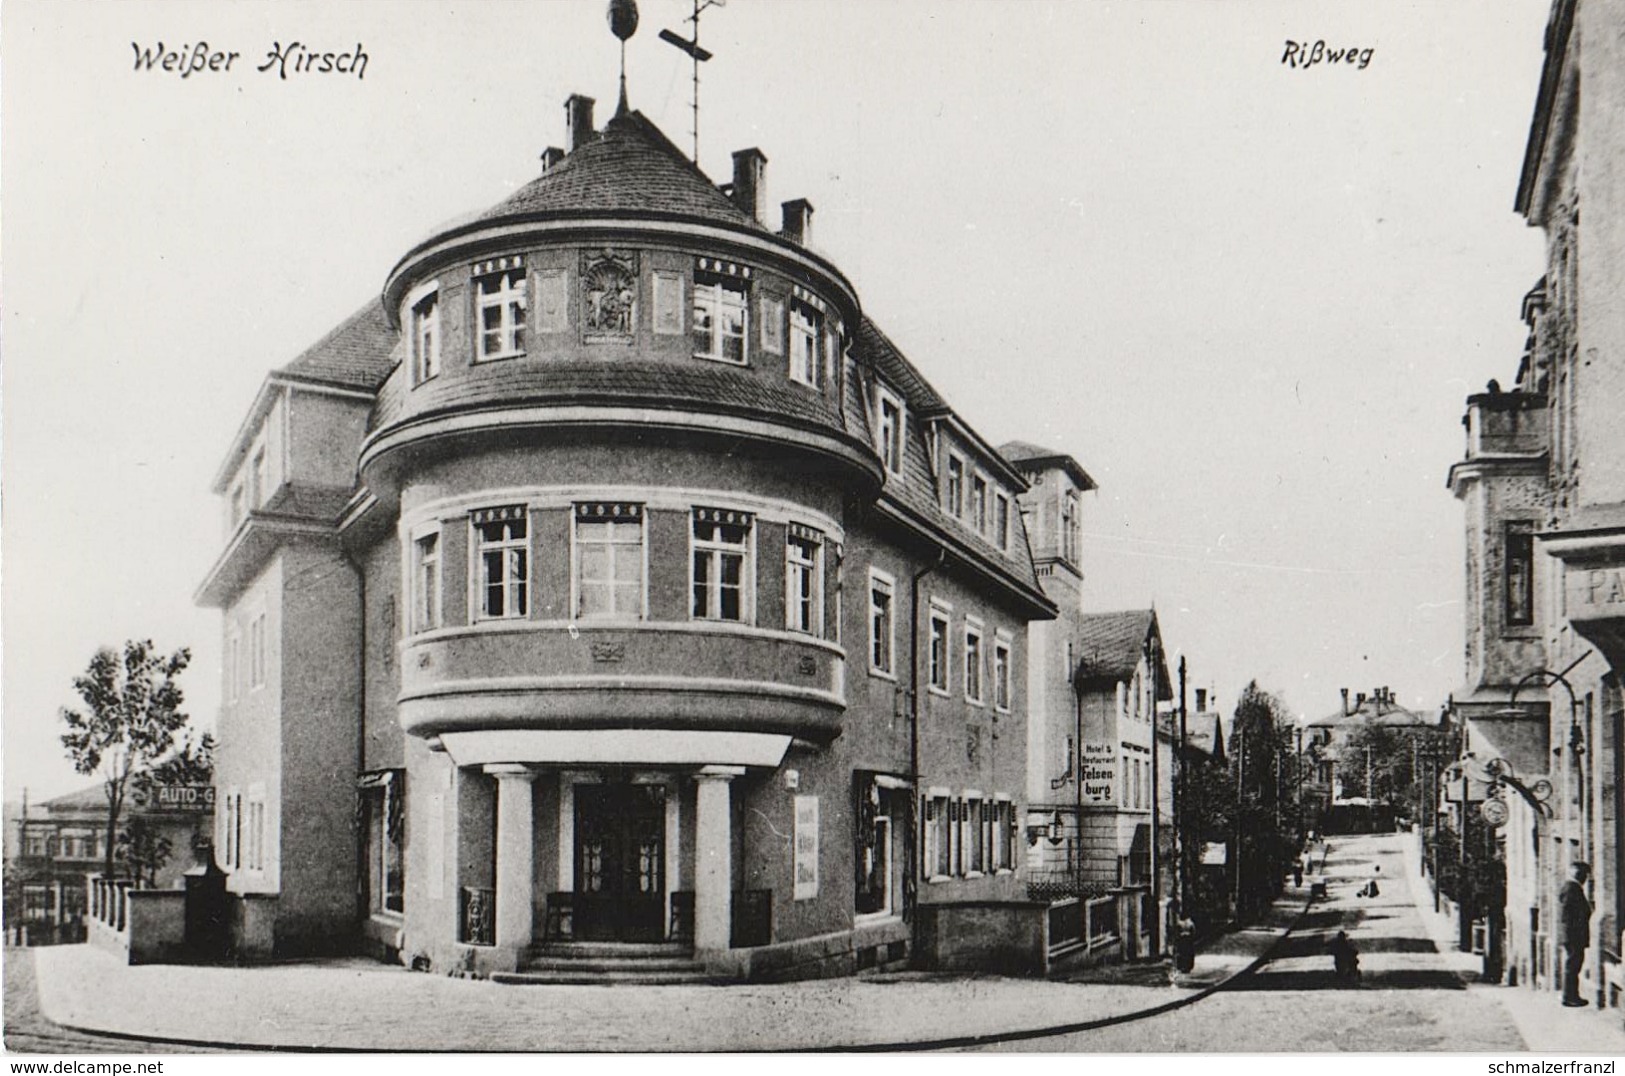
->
xmin=574 ymin=782 xmax=666 ymax=942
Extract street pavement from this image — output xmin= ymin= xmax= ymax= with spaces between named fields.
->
xmin=10 ymin=832 xmax=1625 ymax=1052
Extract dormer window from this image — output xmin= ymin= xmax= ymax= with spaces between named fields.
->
xmin=994 ymin=491 xmax=1011 ymax=551
xmin=249 ymin=445 xmax=268 ymax=508
xmin=789 ymin=302 xmax=821 ymax=386
xmin=971 ymin=473 xmax=989 ymax=533
xmin=474 ymin=258 xmax=526 ymax=361
xmin=876 ymin=387 xmax=905 ymax=477
xmin=945 ymin=454 xmax=965 ymax=517
xmin=693 ymin=272 xmax=748 ymax=364
xmin=407 ymin=282 xmax=440 ymax=385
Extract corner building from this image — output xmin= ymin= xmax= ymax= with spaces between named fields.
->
xmin=197 ymin=94 xmax=1054 ymax=980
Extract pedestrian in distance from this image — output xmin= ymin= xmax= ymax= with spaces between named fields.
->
xmin=1293 ymin=861 xmax=1304 ymax=888
xmin=1559 ymin=861 xmax=1592 ymax=1007
xmin=1327 ymin=930 xmax=1360 ymax=983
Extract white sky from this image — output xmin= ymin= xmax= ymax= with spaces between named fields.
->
xmin=2 ymin=0 xmax=1553 ymax=801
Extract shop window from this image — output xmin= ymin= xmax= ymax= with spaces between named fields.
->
xmin=785 ymin=526 xmax=823 ymax=635
xmin=473 ymin=506 xmax=529 ymax=620
xmin=964 ymin=618 xmax=984 ymax=704
xmin=693 ymin=273 xmax=748 ymax=364
xmin=362 ymin=771 xmax=405 ymax=916
xmin=411 ymin=530 xmax=441 ymax=633
xmin=789 ymin=302 xmax=820 ymax=386
xmin=869 ymin=570 xmax=895 ymax=676
xmin=993 ymin=635 xmax=1012 ymax=711
xmin=408 ymin=283 xmax=440 ymax=385
xmin=928 ymin=604 xmax=950 ymax=693
xmin=691 ymin=507 xmax=753 ymax=622
xmin=1505 ymin=521 xmax=1535 ymax=628
xmin=475 ymin=263 xmax=527 ymax=360
xmin=575 ymin=503 xmax=645 ymax=620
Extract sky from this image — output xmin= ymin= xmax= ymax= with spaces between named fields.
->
xmin=2 ymin=0 xmax=1554 ymax=801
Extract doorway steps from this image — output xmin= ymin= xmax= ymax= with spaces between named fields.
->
xmin=493 ymin=941 xmax=720 ymax=986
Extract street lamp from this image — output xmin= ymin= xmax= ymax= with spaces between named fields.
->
xmin=1493 ymin=653 xmax=1590 ymax=997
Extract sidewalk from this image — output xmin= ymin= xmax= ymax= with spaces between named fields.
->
xmin=27 ymin=891 xmax=1308 ymax=1052
xmin=1398 ymin=827 xmax=1625 ymax=1054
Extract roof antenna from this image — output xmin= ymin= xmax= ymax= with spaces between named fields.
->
xmin=608 ymin=0 xmax=639 ymax=117
xmin=660 ymin=0 xmax=725 ymax=162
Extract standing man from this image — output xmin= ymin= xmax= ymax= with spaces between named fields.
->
xmin=1559 ymin=861 xmax=1592 ymax=1007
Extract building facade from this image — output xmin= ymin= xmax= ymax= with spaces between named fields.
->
xmin=195 ymin=91 xmax=1056 ymax=979
xmin=1004 ymin=441 xmax=1174 ymax=940
xmin=1450 ymin=0 xmax=1625 ymax=1009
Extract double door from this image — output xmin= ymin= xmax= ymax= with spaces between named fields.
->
xmin=573 ymin=782 xmax=666 ymax=942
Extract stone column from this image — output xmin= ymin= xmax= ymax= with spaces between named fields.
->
xmin=487 ymin=765 xmax=536 ymax=953
xmin=693 ymin=766 xmax=745 ymax=951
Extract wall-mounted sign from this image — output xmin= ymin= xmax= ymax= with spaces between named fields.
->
xmin=793 ymin=795 xmax=819 ymax=901
xmin=1081 ymin=742 xmax=1116 ymax=804
xmin=131 ymin=784 xmax=215 ymax=812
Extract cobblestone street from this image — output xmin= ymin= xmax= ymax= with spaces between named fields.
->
xmin=9 ymin=832 xmax=1625 ymax=1053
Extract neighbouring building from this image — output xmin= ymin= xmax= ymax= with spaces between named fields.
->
xmin=3 ymin=785 xmax=212 ymax=945
xmin=195 ymin=81 xmax=1058 ymax=979
xmin=1302 ymin=686 xmax=1438 ymax=834
xmin=1002 ymin=441 xmax=1175 ymax=949
xmin=1449 ymin=0 xmax=1625 ymax=1010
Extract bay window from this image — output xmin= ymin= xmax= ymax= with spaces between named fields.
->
xmin=475 ymin=262 xmax=526 ymax=360
xmin=574 ymin=503 xmax=645 ymax=620
xmin=785 ymin=525 xmax=823 ymax=634
xmin=473 ymin=507 xmax=528 ymax=620
xmin=693 ymin=274 xmax=748 ymax=364
xmin=692 ymin=508 xmax=752 ymax=622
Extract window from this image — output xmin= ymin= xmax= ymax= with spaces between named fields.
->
xmin=249 ymin=446 xmax=268 ymax=508
xmin=785 ymin=526 xmax=823 ymax=634
xmin=223 ymin=792 xmax=242 ymax=870
xmin=411 ymin=531 xmax=442 ymax=633
xmin=475 ymin=265 xmax=526 ymax=360
xmin=249 ymin=613 xmax=266 ymax=689
xmin=24 ymin=832 xmax=49 ymax=858
xmin=993 ymin=635 xmax=1011 ymax=711
xmin=994 ymin=491 xmax=1011 ymax=551
xmin=1505 ymin=521 xmax=1535 ymax=627
xmin=575 ymin=503 xmax=645 ymax=620
xmin=926 ymin=794 xmax=952 ymax=878
xmin=992 ymin=799 xmax=1014 ymax=872
xmin=363 ymin=772 xmax=405 ymax=916
xmin=473 ymin=507 xmax=529 ymax=620
xmin=945 ymin=454 xmax=965 ymax=517
xmin=855 ymin=773 xmax=905 ymax=917
xmin=876 ymin=389 xmax=904 ymax=477
xmin=693 ymin=274 xmax=748 ymax=363
xmin=964 ymin=618 xmax=984 ymax=703
xmin=229 ymin=482 xmax=246 ymax=527
xmin=226 ymin=630 xmax=240 ymax=702
xmin=928 ymin=605 xmax=950 ymax=693
xmin=692 ymin=508 xmax=752 ymax=622
xmin=789 ymin=303 xmax=820 ymax=386
xmin=971 ymin=473 xmax=989 ymax=533
xmin=966 ymin=796 xmax=986 ymax=874
xmin=246 ymin=795 xmax=266 ymax=872
xmin=869 ymin=570 xmax=895 ymax=675
xmin=409 ymin=285 xmax=440 ymax=385
xmin=1062 ymin=490 xmax=1080 ymax=564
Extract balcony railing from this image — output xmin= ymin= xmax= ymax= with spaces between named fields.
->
xmin=460 ymin=886 xmax=494 ymax=947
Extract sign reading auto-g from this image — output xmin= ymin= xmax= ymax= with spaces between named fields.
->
xmin=132 ymin=784 xmax=216 ymax=812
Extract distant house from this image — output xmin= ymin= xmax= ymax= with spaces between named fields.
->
xmin=4 ymin=784 xmax=212 ymax=945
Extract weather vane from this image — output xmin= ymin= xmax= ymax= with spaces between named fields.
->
xmin=659 ymin=0 xmax=726 ymax=162
xmin=607 ymin=0 xmax=640 ymax=115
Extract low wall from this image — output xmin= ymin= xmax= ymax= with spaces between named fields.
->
xmin=231 ymin=894 xmax=279 ymax=960
xmin=126 ymin=891 xmax=187 ymax=964
xmin=915 ymin=901 xmax=1048 ymax=977
xmin=708 ymin=917 xmax=911 ymax=983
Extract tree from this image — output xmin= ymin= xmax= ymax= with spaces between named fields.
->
xmin=120 ymin=731 xmax=216 ymax=885
xmin=1229 ymin=681 xmax=1298 ymax=921
xmin=58 ymin=640 xmax=192 ymax=878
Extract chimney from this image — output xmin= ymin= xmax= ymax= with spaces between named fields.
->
xmin=730 ymin=148 xmax=768 ymax=222
xmin=1195 ymin=688 xmax=1208 ymax=712
xmin=565 ymin=94 xmax=596 ymax=152
xmin=1356 ymin=692 xmax=1367 ymax=711
xmin=1340 ymin=688 xmax=1350 ymax=716
xmin=781 ymin=198 xmax=814 ymax=244
xmin=540 ymin=146 xmax=566 ymax=174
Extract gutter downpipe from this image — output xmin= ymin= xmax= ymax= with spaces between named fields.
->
xmin=910 ymin=548 xmax=946 ymax=922
xmin=341 ymin=548 xmax=369 ymax=936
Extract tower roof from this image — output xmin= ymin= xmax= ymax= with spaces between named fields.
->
xmin=476 ymin=110 xmax=766 ymax=232
xmin=998 ymin=440 xmax=1096 ymax=491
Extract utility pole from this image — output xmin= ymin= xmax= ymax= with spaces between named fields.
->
xmin=1146 ymin=633 xmax=1162 ymax=957
xmin=1233 ymin=720 xmax=1245 ymax=922
xmin=1177 ymin=656 xmax=1188 ymax=920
